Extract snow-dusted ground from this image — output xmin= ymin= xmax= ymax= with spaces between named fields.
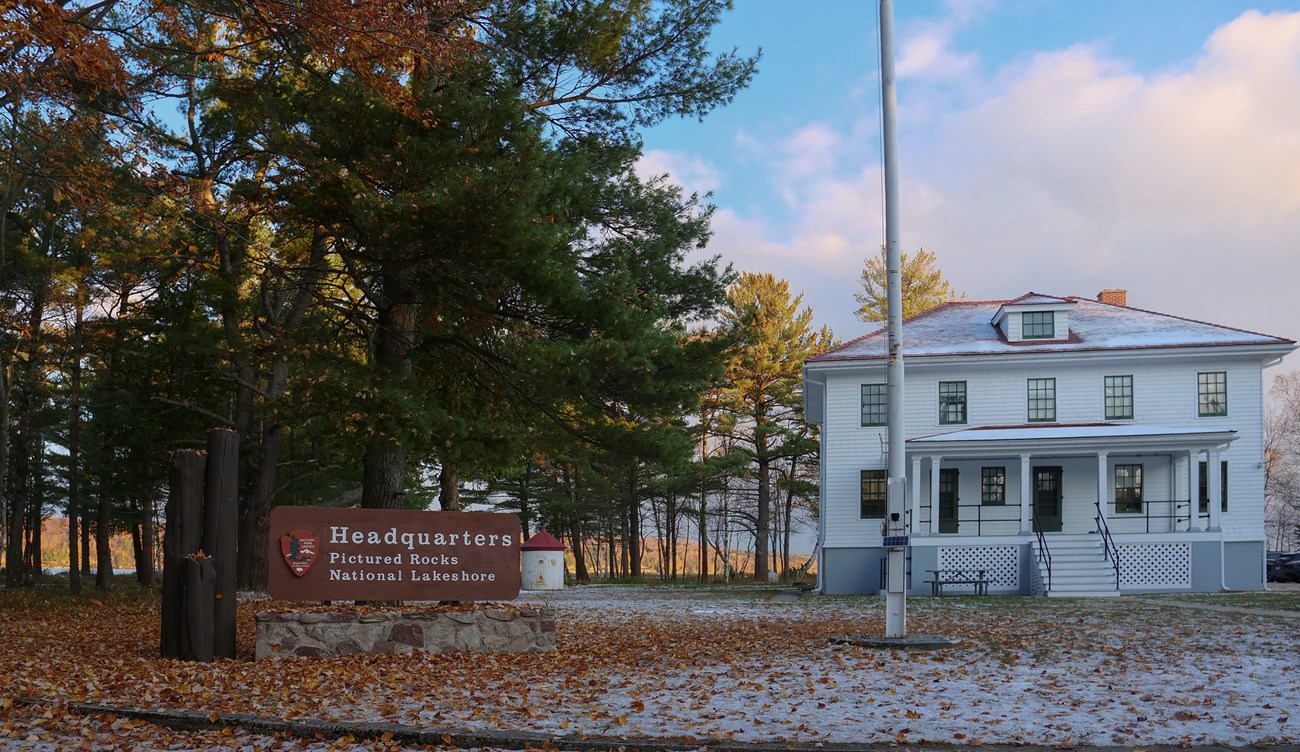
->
xmin=368 ymin=586 xmax=1297 ymax=747
xmin=7 ymin=586 xmax=1293 ymax=750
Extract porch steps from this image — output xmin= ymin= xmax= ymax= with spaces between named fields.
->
xmin=1035 ymin=534 xmax=1120 ymax=598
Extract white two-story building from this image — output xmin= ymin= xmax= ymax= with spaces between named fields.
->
xmin=803 ymin=290 xmax=1295 ymax=596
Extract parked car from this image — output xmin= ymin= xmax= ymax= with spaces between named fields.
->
xmin=1268 ymin=551 xmax=1300 ymax=583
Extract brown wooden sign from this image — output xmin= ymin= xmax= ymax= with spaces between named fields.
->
xmin=267 ymin=507 xmax=521 ymax=601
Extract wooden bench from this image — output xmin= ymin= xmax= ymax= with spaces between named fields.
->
xmin=924 ymin=569 xmax=990 ymax=596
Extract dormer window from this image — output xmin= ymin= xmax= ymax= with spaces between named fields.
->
xmin=1023 ymin=311 xmax=1055 ymax=339
xmin=990 ymin=294 xmax=1074 ymax=343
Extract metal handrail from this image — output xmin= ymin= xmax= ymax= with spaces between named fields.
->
xmin=1094 ymin=500 xmax=1120 ymax=591
xmin=918 ymin=500 xmax=1024 ymax=535
xmin=1105 ymin=498 xmax=1199 ymax=533
xmin=1032 ymin=505 xmax=1052 ymax=594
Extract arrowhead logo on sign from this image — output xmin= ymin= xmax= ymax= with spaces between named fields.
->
xmin=280 ymin=530 xmax=319 ymax=577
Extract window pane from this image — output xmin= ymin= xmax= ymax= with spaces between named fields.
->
xmin=1198 ymin=372 xmax=1227 ymax=416
xmin=1028 ymin=378 xmax=1056 ymax=422
xmin=861 ymin=384 xmax=887 ymax=426
xmin=860 ymin=469 xmax=887 ymax=518
xmin=1105 ymin=375 xmax=1134 ymax=420
xmin=1023 ymin=311 xmax=1054 ymax=339
xmin=1115 ymin=464 xmax=1143 ymax=513
xmin=981 ymin=466 xmax=1006 ymax=505
xmin=1198 ymin=460 xmax=1229 ymax=513
xmin=939 ymin=381 xmax=967 ymax=425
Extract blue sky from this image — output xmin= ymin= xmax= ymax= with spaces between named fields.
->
xmin=638 ymin=1 xmax=1300 ymax=363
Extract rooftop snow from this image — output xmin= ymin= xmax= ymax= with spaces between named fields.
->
xmin=813 ymin=294 xmax=1294 ymax=362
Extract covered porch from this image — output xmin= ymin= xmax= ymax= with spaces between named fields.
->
xmin=903 ymin=424 xmax=1237 ymax=537
xmin=895 ymin=424 xmax=1239 ymax=596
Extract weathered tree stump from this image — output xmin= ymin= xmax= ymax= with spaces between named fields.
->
xmin=161 ymin=450 xmax=205 ymax=659
xmin=203 ymin=429 xmax=239 ymax=659
xmin=181 ymin=555 xmax=217 ymax=661
xmin=161 ymin=430 xmax=239 ymax=662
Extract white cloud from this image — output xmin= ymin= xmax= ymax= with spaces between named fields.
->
xmin=703 ymin=9 xmax=1300 ymax=353
xmin=896 ymin=0 xmax=990 ymax=81
xmin=905 ymin=9 xmax=1300 ymax=342
xmin=635 ymin=149 xmax=722 ymax=197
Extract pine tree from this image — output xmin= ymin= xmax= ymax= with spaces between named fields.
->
xmin=715 ymin=273 xmax=834 ymax=580
xmin=855 ymin=246 xmax=964 ymax=322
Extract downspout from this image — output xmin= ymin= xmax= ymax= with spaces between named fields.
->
xmin=815 ymin=375 xmax=827 ymax=593
xmin=1220 ymin=535 xmax=1227 ymax=591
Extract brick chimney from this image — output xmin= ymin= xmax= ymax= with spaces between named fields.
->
xmin=1098 ymin=288 xmax=1127 ymax=306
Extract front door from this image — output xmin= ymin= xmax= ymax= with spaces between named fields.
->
xmin=939 ymin=468 xmax=959 ymax=534
xmin=1033 ymin=466 xmax=1063 ymax=533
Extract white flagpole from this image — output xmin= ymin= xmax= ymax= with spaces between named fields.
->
xmin=879 ymin=0 xmax=908 ymax=639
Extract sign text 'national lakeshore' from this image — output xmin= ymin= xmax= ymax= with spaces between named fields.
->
xmin=267 ymin=507 xmax=522 ymax=601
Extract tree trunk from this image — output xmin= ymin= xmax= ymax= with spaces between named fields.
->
xmin=518 ymin=461 xmax=533 ymax=537
xmin=667 ymin=492 xmax=678 ymax=581
xmin=130 ymin=512 xmax=143 ymax=583
xmin=627 ymin=464 xmax=641 ymax=578
xmin=139 ymin=495 xmax=155 ymax=586
xmin=569 ymin=523 xmax=589 ymax=583
xmin=80 ymin=510 xmax=91 ymax=574
xmin=781 ymin=480 xmax=795 ymax=581
xmin=754 ymin=430 xmax=771 ymax=581
xmin=0 ymin=357 xmax=13 ymax=587
xmin=237 ymin=426 xmax=278 ymax=589
xmin=67 ymin=289 xmax=83 ymax=593
xmin=94 ymin=497 xmax=112 ymax=589
xmin=361 ymin=290 xmax=416 ymax=510
xmin=230 ymin=231 xmax=324 ymax=590
xmin=438 ymin=460 xmax=461 ymax=511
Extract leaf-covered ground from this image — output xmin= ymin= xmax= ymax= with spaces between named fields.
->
xmin=0 ymin=584 xmax=1295 ymax=748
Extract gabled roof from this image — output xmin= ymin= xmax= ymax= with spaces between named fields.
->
xmin=811 ymin=294 xmax=1295 ymax=362
xmin=998 ymin=292 xmax=1075 ymax=308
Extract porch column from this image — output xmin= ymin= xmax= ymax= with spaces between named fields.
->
xmin=929 ymin=456 xmax=942 ymax=536
xmin=1186 ymin=450 xmax=1200 ymax=532
xmin=1019 ymin=453 xmax=1031 ymax=534
xmin=1096 ymin=451 xmax=1109 ymax=530
xmin=911 ymin=456 xmax=922 ymax=536
xmin=1208 ymin=448 xmax=1223 ymax=532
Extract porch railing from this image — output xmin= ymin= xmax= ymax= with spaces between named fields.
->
xmin=1107 ymin=498 xmax=1202 ymax=533
xmin=917 ymin=501 xmax=1024 ymax=536
xmin=1094 ymin=500 xmax=1120 ymax=591
xmin=914 ymin=497 xmax=1209 ymax=536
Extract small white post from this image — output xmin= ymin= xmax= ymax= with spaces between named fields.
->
xmin=1208 ymin=449 xmax=1222 ymax=531
xmin=911 ymin=456 xmax=922 ymax=535
xmin=1096 ymin=452 xmax=1109 ymax=529
xmin=1019 ymin=454 xmax=1032 ymax=534
xmin=1186 ymin=451 xmax=1200 ymax=532
xmin=929 ymin=458 xmax=942 ymax=536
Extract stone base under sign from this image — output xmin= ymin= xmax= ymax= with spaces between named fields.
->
xmin=255 ymin=607 xmax=556 ymax=660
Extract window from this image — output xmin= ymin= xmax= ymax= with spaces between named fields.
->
xmin=1199 ymin=460 xmax=1228 ymax=513
xmin=1115 ymin=464 xmax=1143 ymax=514
xmin=1027 ymin=378 xmax=1056 ymax=422
xmin=861 ymin=384 xmax=887 ymax=426
xmin=1023 ymin=311 xmax=1055 ymax=339
xmin=860 ymin=469 xmax=887 ymax=518
xmin=1104 ymin=375 xmax=1134 ymax=420
xmin=1198 ymin=372 xmax=1227 ymax=416
xmin=939 ymin=381 xmax=967 ymax=425
xmin=981 ymin=467 xmax=1006 ymax=505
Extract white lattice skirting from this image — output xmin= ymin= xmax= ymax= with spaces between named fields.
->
xmin=938 ymin=546 xmax=1021 ymax=590
xmin=1117 ymin=542 xmax=1191 ymax=588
